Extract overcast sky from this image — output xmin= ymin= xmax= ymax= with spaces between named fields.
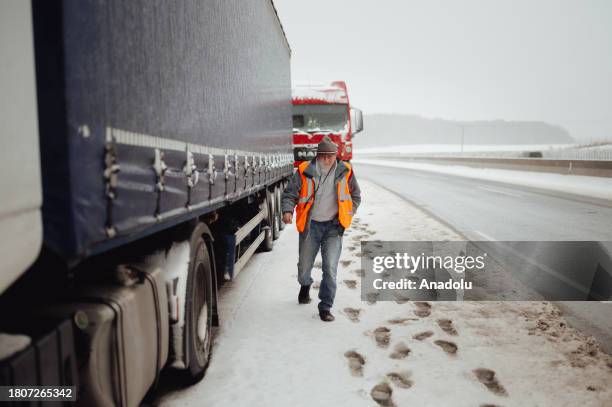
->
xmin=274 ymin=0 xmax=612 ymax=141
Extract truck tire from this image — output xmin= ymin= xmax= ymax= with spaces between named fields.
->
xmin=185 ymin=237 xmax=214 ymax=382
xmin=258 ymin=194 xmax=274 ymax=252
xmin=276 ymin=185 xmax=285 ymax=231
xmin=261 ymin=225 xmax=273 ymax=252
xmin=271 ymin=188 xmax=280 ymax=241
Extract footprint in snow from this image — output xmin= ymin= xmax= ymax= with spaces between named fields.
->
xmin=342 ymin=307 xmax=362 ymax=323
xmin=473 ymin=368 xmax=508 ymax=397
xmin=340 ymin=259 xmax=353 ymax=268
xmin=344 ymin=350 xmax=366 ymax=377
xmin=314 ymin=261 xmax=322 ymax=269
xmin=387 ymin=318 xmax=417 ymax=325
xmin=393 ymin=291 xmax=411 ymax=304
xmin=437 ymin=319 xmax=459 ymax=336
xmin=413 ymin=301 xmax=432 ymax=317
xmin=373 ymin=327 xmax=391 ymax=348
xmin=387 ymin=371 xmax=413 ymax=389
xmin=413 ymin=331 xmax=434 ymax=341
xmin=343 ymin=279 xmax=357 ymax=289
xmin=366 ymin=292 xmax=379 ymax=305
xmin=352 ymin=268 xmax=365 ymax=277
xmin=434 ymin=340 xmax=458 ymax=356
xmin=312 ymin=281 xmax=320 ymax=290
xmin=371 ymin=382 xmax=394 ymax=407
xmin=389 ymin=342 xmax=411 ymax=359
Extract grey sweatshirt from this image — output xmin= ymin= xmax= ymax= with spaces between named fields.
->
xmin=310 ymin=160 xmax=338 ymax=221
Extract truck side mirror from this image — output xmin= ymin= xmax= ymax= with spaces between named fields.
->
xmin=350 ymin=108 xmax=363 ymax=136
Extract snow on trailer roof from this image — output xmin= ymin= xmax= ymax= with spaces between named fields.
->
xmin=292 ymin=81 xmax=349 ymax=104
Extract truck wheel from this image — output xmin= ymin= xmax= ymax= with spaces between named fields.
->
xmin=260 ymin=225 xmax=274 ymax=252
xmin=258 ymin=193 xmax=274 ymax=252
xmin=276 ymin=185 xmax=285 ymax=231
xmin=271 ymin=190 xmax=280 ymax=241
xmin=185 ymin=237 xmax=214 ymax=382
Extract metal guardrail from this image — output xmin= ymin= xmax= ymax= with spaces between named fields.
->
xmin=542 ymin=148 xmax=612 ymax=161
xmin=358 ymin=154 xmax=612 ymax=178
xmin=357 ymin=146 xmax=612 ymax=161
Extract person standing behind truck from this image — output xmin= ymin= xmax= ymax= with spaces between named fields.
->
xmin=282 ymin=136 xmax=361 ymax=321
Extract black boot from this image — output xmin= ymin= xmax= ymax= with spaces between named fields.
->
xmin=298 ymin=284 xmax=311 ymax=304
xmin=319 ymin=310 xmax=335 ymax=322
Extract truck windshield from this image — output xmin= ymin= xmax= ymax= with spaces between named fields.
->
xmin=293 ymin=104 xmax=348 ymax=133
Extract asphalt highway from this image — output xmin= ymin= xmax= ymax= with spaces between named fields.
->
xmin=355 ymin=161 xmax=612 ymax=351
xmin=354 ymin=162 xmax=612 ymax=241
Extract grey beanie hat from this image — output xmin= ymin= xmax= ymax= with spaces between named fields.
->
xmin=317 ymin=136 xmax=338 ymax=154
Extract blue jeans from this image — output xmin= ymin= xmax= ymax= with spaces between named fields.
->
xmin=297 ymin=219 xmax=343 ymax=311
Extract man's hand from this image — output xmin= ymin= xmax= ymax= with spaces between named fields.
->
xmin=282 ymin=212 xmax=293 ymax=224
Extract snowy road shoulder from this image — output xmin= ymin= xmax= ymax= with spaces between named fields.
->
xmin=156 ymin=179 xmax=612 ymax=407
xmin=353 ymin=158 xmax=612 ymax=202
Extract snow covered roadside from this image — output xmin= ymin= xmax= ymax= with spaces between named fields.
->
xmin=155 ymin=179 xmax=612 ymax=407
xmin=356 ymin=144 xmax=576 ymax=155
xmin=353 ymin=158 xmax=612 ymax=202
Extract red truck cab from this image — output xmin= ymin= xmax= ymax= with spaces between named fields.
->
xmin=292 ymin=81 xmax=363 ymax=165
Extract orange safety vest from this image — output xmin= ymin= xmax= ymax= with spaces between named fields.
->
xmin=295 ymin=161 xmax=354 ymax=233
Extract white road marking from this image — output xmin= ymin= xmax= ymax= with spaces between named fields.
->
xmin=477 ymin=185 xmax=523 ymax=197
xmin=474 ymin=230 xmax=495 ymax=241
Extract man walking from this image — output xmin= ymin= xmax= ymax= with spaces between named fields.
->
xmin=282 ymin=136 xmax=361 ymax=322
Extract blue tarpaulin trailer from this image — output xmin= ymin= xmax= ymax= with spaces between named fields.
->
xmin=32 ymin=0 xmax=293 ymax=260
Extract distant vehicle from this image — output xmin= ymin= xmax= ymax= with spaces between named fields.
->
xmin=0 ymin=1 xmax=291 ymax=405
xmin=292 ymin=81 xmax=363 ymax=165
